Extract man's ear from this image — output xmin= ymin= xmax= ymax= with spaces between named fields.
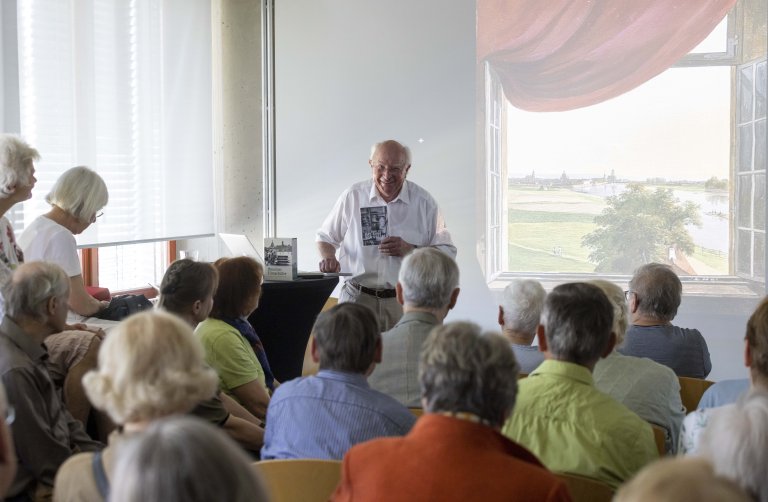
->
xmin=395 ymin=282 xmax=405 ymax=306
xmin=310 ymin=336 xmax=320 ymax=364
xmin=535 ymin=325 xmax=547 ymax=352
xmin=628 ymin=292 xmax=639 ymax=314
xmin=745 ymin=338 xmax=752 ymax=368
xmin=191 ymin=299 xmax=203 ymax=316
xmin=373 ymin=336 xmax=383 ymax=364
xmin=47 ymin=296 xmax=58 ymax=316
xmin=602 ymin=332 xmax=617 ymax=358
xmin=498 ymin=306 xmax=505 ymax=327
xmin=447 ymin=288 xmax=460 ymax=310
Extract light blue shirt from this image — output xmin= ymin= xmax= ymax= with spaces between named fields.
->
xmin=511 ymin=344 xmax=545 ymax=374
xmin=261 ymin=370 xmax=416 ymax=460
xmin=697 ymin=378 xmax=750 ymax=409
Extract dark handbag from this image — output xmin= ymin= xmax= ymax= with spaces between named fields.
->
xmin=93 ymin=294 xmax=153 ymax=321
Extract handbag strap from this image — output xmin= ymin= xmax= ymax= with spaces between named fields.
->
xmin=91 ymin=450 xmax=110 ymax=499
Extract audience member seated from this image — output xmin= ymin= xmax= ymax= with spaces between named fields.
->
xmin=197 ymin=256 xmax=274 ymax=421
xmin=498 ymin=279 xmax=546 ymax=374
xmin=620 ymin=263 xmax=711 ymax=378
xmin=18 ymin=166 xmax=110 ymax=318
xmin=502 ymin=282 xmax=657 ymax=489
xmin=54 ymin=310 xmax=218 ymax=501
xmin=680 ymin=297 xmax=768 ymax=454
xmin=368 ymin=248 xmax=460 ymax=406
xmin=158 ymin=259 xmax=264 ymax=452
xmin=697 ymin=378 xmax=750 ymax=409
xmin=0 ymin=262 xmax=103 ymax=501
xmin=0 ymin=141 xmax=106 ymax=430
xmin=0 ymin=382 xmax=16 ymax=501
xmin=697 ymin=390 xmax=768 ymax=502
xmin=332 ymin=321 xmax=571 ymax=502
xmin=614 ymin=457 xmax=751 ymax=502
xmin=110 ymin=416 xmax=269 ymax=502
xmin=591 ymin=279 xmax=684 ymax=453
xmin=262 ymin=303 xmax=415 ymax=460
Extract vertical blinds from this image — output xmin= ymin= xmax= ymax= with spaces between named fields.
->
xmin=16 ymin=0 xmax=214 ymax=247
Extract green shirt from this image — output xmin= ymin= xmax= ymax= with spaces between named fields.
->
xmin=502 ymin=359 xmax=657 ymax=489
xmin=196 ymin=318 xmax=266 ymax=393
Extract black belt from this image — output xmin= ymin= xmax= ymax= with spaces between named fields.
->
xmin=349 ymin=281 xmax=397 ymax=299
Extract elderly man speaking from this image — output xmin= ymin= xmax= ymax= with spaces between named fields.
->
xmin=316 ymin=140 xmax=455 ymax=331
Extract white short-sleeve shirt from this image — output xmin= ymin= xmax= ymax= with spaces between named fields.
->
xmin=18 ymin=216 xmax=82 ymax=277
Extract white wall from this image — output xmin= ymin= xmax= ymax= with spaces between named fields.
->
xmin=273 ymin=0 xmax=497 ymax=328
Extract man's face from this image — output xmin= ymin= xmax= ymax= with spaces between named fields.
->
xmin=370 ymin=144 xmax=410 ymax=202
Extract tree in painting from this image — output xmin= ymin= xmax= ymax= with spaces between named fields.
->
xmin=582 ymin=184 xmax=701 ymax=273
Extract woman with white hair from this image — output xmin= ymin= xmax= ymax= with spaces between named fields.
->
xmin=53 ymin=310 xmax=219 ymax=502
xmin=0 ymin=135 xmax=38 ymax=307
xmin=18 ymin=165 xmax=110 ymax=317
xmin=590 ymin=279 xmax=685 ymax=454
xmin=110 ymin=416 xmax=269 ymax=502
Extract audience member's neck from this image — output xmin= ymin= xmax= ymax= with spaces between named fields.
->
xmin=0 ymin=198 xmax=17 ymax=218
xmin=750 ymin=370 xmax=768 ymax=392
xmin=123 ymin=420 xmax=152 ymax=434
xmin=402 ymin=304 xmax=448 ymax=322
xmin=502 ymin=329 xmax=535 ymax=346
xmin=631 ymin=311 xmax=672 ymax=327
xmin=9 ymin=316 xmax=55 ymax=345
xmin=44 ymin=205 xmax=80 ymax=234
xmin=544 ymin=353 xmax=599 ymax=373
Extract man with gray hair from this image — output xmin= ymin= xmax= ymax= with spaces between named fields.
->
xmin=368 ymin=248 xmax=460 ymax=406
xmin=0 ymin=262 xmax=102 ymax=500
xmin=503 ymin=282 xmax=657 ymax=489
xmin=316 ymin=139 xmax=455 ymax=331
xmin=261 ymin=303 xmax=415 ymax=460
xmin=621 ymin=262 xmax=711 ymax=378
xmin=332 ymin=322 xmax=570 ymax=501
xmin=498 ymin=279 xmax=546 ymax=374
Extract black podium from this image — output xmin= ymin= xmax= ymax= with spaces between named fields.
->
xmin=248 ymin=276 xmax=338 ymax=382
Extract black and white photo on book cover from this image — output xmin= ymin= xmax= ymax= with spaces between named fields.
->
xmin=264 ymin=237 xmax=298 ymax=281
xmin=361 ymin=206 xmax=388 ymax=246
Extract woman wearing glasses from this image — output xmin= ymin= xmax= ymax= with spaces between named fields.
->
xmin=18 ymin=165 xmax=110 ymax=317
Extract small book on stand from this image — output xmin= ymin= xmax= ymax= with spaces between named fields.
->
xmin=264 ymin=237 xmax=298 ymax=281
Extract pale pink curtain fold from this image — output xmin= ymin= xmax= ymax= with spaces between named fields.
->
xmin=477 ymin=0 xmax=737 ymax=111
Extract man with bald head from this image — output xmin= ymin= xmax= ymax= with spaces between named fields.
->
xmin=317 ymin=140 xmax=455 ymax=330
xmin=0 ymin=262 xmax=102 ymax=500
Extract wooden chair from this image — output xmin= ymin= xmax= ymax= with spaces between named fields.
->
xmin=650 ymin=423 xmax=667 ymax=456
xmin=679 ymin=376 xmax=715 ymax=413
xmin=253 ymin=459 xmax=342 ymax=502
xmin=555 ymin=473 xmax=615 ymax=502
xmin=409 ymin=407 xmax=424 ymax=417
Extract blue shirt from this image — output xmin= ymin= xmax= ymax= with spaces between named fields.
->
xmin=620 ymin=324 xmax=712 ymax=378
xmin=261 ymin=370 xmax=416 ymax=460
xmin=697 ymin=378 xmax=750 ymax=409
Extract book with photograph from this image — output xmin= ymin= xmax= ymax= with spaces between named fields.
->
xmin=361 ymin=206 xmax=388 ymax=246
xmin=264 ymin=237 xmax=298 ymax=281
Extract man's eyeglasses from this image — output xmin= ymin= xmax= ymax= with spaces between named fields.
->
xmin=371 ymin=163 xmax=405 ymax=175
xmin=624 ymin=290 xmax=634 ymax=301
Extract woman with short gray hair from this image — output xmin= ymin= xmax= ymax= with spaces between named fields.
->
xmin=18 ymin=166 xmax=109 ymax=317
xmin=110 ymin=416 xmax=269 ymax=502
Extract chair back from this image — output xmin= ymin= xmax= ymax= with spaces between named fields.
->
xmin=679 ymin=376 xmax=715 ymax=413
xmin=650 ymin=423 xmax=667 ymax=456
xmin=556 ymin=473 xmax=614 ymax=502
xmin=253 ymin=459 xmax=341 ymax=502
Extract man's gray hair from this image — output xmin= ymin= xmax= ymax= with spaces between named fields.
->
xmin=110 ymin=416 xmax=269 ymax=502
xmin=46 ymin=166 xmax=109 ymax=223
xmin=500 ymin=279 xmax=546 ymax=335
xmin=399 ymin=248 xmax=459 ymax=309
xmin=419 ymin=322 xmax=519 ymax=428
xmin=369 ymin=140 xmax=411 ymax=165
xmin=0 ymin=134 xmax=39 ymax=198
xmin=313 ymin=303 xmax=379 ymax=373
xmin=3 ymin=262 xmax=69 ymax=323
xmin=629 ymin=263 xmax=682 ymax=322
xmin=699 ymin=390 xmax=768 ymax=502
xmin=541 ymin=282 xmax=614 ymax=366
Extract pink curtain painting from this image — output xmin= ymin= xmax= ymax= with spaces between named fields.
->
xmin=477 ymin=0 xmax=737 ymax=112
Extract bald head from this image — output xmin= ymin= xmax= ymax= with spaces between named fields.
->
xmin=369 ymin=140 xmax=411 ymax=202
